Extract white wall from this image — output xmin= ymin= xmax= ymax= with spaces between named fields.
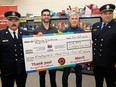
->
xmin=0 ymin=0 xmax=15 ymax=5
xmin=0 ymin=0 xmax=116 ymax=16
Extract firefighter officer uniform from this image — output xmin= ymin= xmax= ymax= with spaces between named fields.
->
xmin=0 ymin=11 xmax=29 ymax=87
xmin=92 ymin=4 xmax=116 ymax=87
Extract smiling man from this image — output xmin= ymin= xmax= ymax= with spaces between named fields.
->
xmin=34 ymin=9 xmax=58 ymax=34
xmin=34 ymin=9 xmax=58 ymax=87
xmin=92 ymin=4 xmax=116 ymax=87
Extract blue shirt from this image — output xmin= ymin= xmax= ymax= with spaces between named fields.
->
xmin=63 ymin=25 xmax=84 ymax=33
xmin=101 ymin=22 xmax=108 ymax=29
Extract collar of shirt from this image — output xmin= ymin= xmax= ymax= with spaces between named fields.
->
xmin=101 ymin=22 xmax=108 ymax=29
xmin=41 ymin=23 xmax=52 ymax=30
xmin=8 ymin=28 xmax=18 ymax=38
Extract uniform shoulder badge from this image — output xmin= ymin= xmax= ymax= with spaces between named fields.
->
xmin=93 ymin=29 xmax=97 ymax=31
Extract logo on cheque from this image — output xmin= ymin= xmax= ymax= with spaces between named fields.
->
xmin=58 ymin=57 xmax=66 ymax=65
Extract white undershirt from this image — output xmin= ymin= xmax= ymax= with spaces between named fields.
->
xmin=8 ymin=28 xmax=18 ymax=39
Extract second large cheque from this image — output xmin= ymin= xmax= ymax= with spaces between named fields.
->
xmin=22 ymin=33 xmax=92 ymax=73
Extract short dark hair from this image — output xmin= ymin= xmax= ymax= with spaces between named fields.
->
xmin=41 ymin=9 xmax=50 ymax=16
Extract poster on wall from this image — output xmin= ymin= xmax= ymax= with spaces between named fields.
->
xmin=0 ymin=6 xmax=17 ymax=29
xmin=22 ymin=32 xmax=92 ymax=73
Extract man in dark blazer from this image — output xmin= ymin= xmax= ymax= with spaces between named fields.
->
xmin=0 ymin=11 xmax=29 ymax=87
xmin=92 ymin=4 xmax=116 ymax=87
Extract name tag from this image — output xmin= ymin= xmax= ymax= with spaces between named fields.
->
xmin=93 ymin=29 xmax=97 ymax=31
xmin=2 ymin=40 xmax=9 ymax=42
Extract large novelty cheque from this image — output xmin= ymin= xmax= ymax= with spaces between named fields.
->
xmin=23 ymin=32 xmax=92 ymax=73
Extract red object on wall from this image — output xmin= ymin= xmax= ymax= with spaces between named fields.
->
xmin=92 ymin=8 xmax=101 ymax=15
xmin=0 ymin=6 xmax=17 ymax=29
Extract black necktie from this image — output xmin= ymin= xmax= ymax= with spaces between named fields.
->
xmin=13 ymin=32 xmax=17 ymax=41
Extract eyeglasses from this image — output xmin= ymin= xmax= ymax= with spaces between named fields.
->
xmin=42 ymin=14 xmax=50 ymax=16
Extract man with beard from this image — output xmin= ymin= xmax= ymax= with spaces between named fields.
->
xmin=34 ymin=9 xmax=58 ymax=87
xmin=0 ymin=11 xmax=29 ymax=87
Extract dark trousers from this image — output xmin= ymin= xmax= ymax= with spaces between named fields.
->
xmin=115 ymin=68 xmax=116 ymax=84
xmin=62 ymin=65 xmax=82 ymax=87
xmin=1 ymin=73 xmax=27 ymax=87
xmin=39 ymin=70 xmax=57 ymax=87
xmin=93 ymin=65 xmax=116 ymax=87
